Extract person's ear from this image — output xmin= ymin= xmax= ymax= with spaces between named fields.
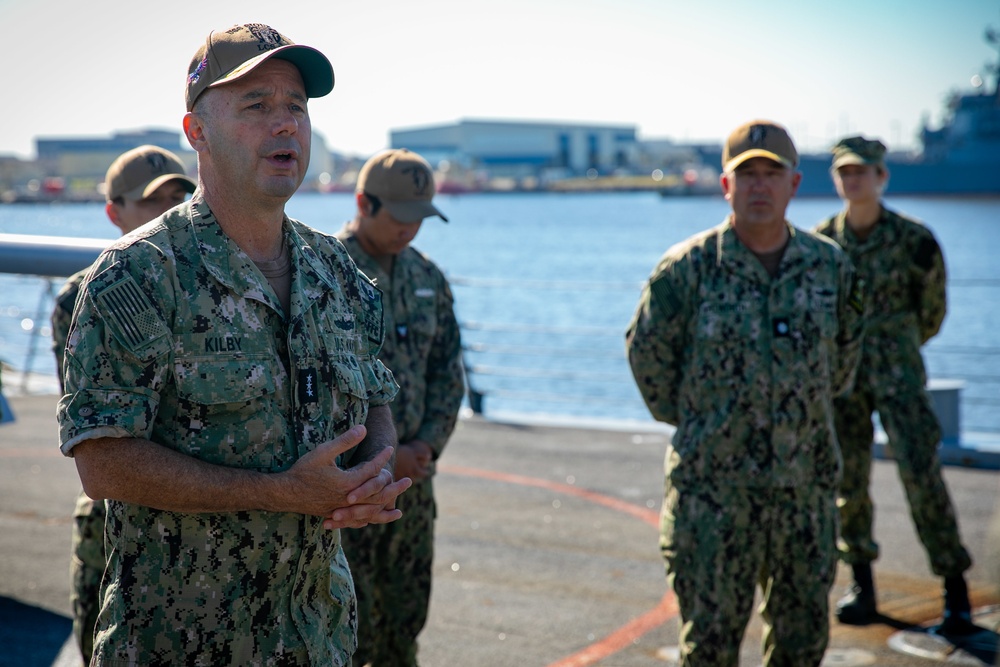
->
xmin=720 ymin=172 xmax=732 ymax=200
xmin=105 ymin=201 xmax=121 ymax=226
xmin=183 ymin=113 xmax=207 ymax=152
xmin=356 ymin=192 xmax=372 ymax=217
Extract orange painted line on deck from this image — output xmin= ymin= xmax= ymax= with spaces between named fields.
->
xmin=439 ymin=463 xmax=677 ymax=666
xmin=548 ymin=591 xmax=678 ymax=667
xmin=441 ymin=464 xmax=660 ymax=528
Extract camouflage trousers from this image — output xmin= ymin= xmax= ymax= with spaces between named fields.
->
xmin=661 ymin=483 xmax=837 ymax=667
xmin=834 ymin=381 xmax=972 ymax=576
xmin=341 ymin=476 xmax=435 ymax=667
xmin=70 ymin=491 xmax=107 ymax=665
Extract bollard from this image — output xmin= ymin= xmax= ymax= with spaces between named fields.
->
xmin=468 ymin=388 xmax=485 ymax=415
xmin=927 ymin=378 xmax=964 ymax=446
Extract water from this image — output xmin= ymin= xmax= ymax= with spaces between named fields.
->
xmin=2 ymin=192 xmax=999 ymax=434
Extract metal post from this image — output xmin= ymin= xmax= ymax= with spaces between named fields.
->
xmin=20 ymin=278 xmax=55 ymax=393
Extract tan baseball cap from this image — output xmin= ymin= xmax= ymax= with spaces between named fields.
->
xmin=831 ymin=135 xmax=887 ymax=169
xmin=106 ymin=145 xmax=197 ymax=203
xmin=722 ymin=120 xmax=798 ymax=172
xmin=186 ymin=23 xmax=334 ymax=111
xmin=357 ymin=149 xmax=448 ymax=223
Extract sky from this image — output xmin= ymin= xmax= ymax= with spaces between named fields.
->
xmin=3 ymin=0 xmax=999 ymax=160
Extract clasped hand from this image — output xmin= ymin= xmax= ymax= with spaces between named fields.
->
xmin=282 ymin=425 xmax=412 ymax=530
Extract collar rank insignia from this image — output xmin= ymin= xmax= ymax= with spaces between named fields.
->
xmin=298 ymin=368 xmax=319 ymax=404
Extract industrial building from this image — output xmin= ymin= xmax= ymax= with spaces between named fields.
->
xmin=388 ymin=119 xmax=723 ymax=192
xmin=390 ymin=119 xmax=639 ymax=180
xmin=15 ymin=129 xmax=195 ymax=201
xmin=15 ymin=129 xmax=334 ymax=201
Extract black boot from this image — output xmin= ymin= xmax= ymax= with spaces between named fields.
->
xmin=933 ymin=574 xmax=979 ymax=636
xmin=836 ymin=562 xmax=878 ymax=625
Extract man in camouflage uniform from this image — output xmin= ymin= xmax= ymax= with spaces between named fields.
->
xmin=626 ymin=120 xmax=865 ymax=666
xmin=816 ymin=136 xmax=974 ymax=634
xmin=337 ymin=149 xmax=464 ymax=667
xmin=57 ymin=24 xmax=411 ymax=666
xmin=50 ymin=144 xmax=196 ymax=665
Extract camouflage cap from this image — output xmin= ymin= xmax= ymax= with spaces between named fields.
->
xmin=831 ymin=136 xmax=887 ymax=169
xmin=357 ymin=149 xmax=448 ymax=223
xmin=105 ymin=145 xmax=196 ymax=202
xmin=723 ymin=120 xmax=798 ymax=171
xmin=186 ymin=23 xmax=334 ymax=111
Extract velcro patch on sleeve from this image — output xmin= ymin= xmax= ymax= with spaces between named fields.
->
xmin=650 ymin=276 xmax=682 ymax=318
xmin=914 ymin=236 xmax=940 ymax=270
xmin=96 ymin=277 xmax=169 ymax=353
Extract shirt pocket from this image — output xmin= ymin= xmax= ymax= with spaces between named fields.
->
xmin=807 ymin=288 xmax=838 ymax=339
xmin=694 ymin=299 xmax=761 ymax=341
xmin=332 ymin=357 xmax=367 ymax=400
xmin=397 ymin=288 xmax=438 ymax=361
xmin=171 ymin=354 xmax=278 ymax=467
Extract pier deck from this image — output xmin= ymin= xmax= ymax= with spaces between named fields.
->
xmin=1 ymin=393 xmax=998 ymax=666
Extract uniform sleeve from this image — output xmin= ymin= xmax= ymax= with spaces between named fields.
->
xmin=914 ymin=232 xmax=946 ymax=344
xmin=625 ymin=259 xmax=689 ymax=426
xmin=57 ymin=254 xmax=173 ymax=455
xmin=416 ymin=277 xmax=465 ymax=458
xmin=833 ymin=254 xmax=866 ymax=397
xmin=50 ymin=275 xmax=82 ymax=393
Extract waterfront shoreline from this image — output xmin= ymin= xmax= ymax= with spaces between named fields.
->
xmin=3 ymin=193 xmax=999 ymax=435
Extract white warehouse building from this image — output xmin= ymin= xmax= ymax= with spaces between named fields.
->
xmin=389 ymin=119 xmax=638 ymax=178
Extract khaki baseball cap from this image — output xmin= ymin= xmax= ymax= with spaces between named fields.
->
xmin=106 ymin=145 xmax=197 ymax=203
xmin=357 ymin=149 xmax=448 ymax=223
xmin=831 ymin=135 xmax=887 ymax=169
xmin=723 ymin=120 xmax=798 ymax=172
xmin=186 ymin=23 xmax=334 ymax=111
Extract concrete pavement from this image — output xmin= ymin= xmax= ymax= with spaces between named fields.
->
xmin=1 ymin=393 xmax=998 ymax=666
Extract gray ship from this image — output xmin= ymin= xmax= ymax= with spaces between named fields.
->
xmin=797 ymin=27 xmax=1000 ymax=197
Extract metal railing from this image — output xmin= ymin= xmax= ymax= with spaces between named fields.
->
xmin=454 ymin=275 xmax=1000 ymax=435
xmin=2 ymin=235 xmax=999 ymax=436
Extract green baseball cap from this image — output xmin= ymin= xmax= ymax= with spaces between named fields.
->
xmin=831 ymin=136 xmax=886 ymax=169
xmin=186 ymin=23 xmax=334 ymax=111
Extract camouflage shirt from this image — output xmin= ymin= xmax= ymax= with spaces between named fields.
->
xmin=336 ymin=229 xmax=464 ymax=465
xmin=51 ymin=267 xmax=88 ymax=392
xmin=815 ymin=205 xmax=945 ymax=357
xmin=57 ymin=195 xmax=398 ymax=667
xmin=626 ymin=218 xmax=864 ymax=490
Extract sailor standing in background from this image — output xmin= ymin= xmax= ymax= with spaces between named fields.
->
xmin=50 ymin=145 xmax=196 ymax=665
xmin=815 ymin=136 xmax=975 ymax=635
xmin=627 ymin=120 xmax=865 ymax=666
xmin=337 ymin=148 xmax=465 ymax=666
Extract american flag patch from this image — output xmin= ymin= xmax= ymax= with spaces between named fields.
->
xmin=97 ymin=278 xmax=167 ymax=349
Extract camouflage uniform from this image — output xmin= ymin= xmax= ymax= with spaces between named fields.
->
xmin=52 ymin=268 xmax=87 ymax=379
xmin=815 ymin=207 xmax=971 ymax=577
xmin=57 ymin=194 xmax=398 ymax=667
xmin=336 ymin=230 xmax=464 ymax=667
xmin=53 ymin=268 xmax=108 ymax=665
xmin=627 ymin=218 xmax=864 ymax=666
